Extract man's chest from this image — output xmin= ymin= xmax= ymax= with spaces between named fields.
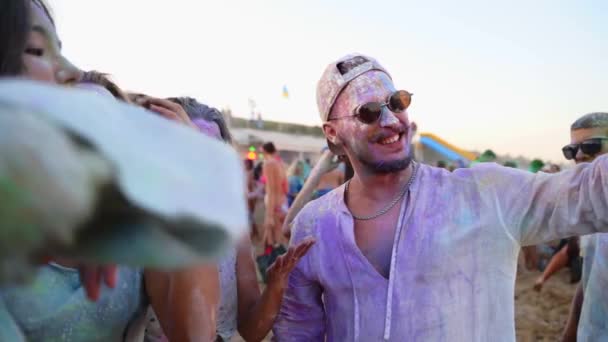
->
xmin=318 ymin=214 xmax=509 ymax=290
xmin=354 ymin=218 xmax=399 ymax=279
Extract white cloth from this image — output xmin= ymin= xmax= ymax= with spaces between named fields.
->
xmin=0 ymin=80 xmax=248 ymax=275
xmin=580 ymin=235 xmax=592 ymax=257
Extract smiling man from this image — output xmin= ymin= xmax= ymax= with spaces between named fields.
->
xmin=272 ymin=54 xmax=608 ymax=341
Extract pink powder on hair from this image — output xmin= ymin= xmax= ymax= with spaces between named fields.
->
xmin=192 ymin=118 xmax=222 ymax=140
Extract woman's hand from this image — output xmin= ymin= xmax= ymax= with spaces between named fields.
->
xmin=40 ymin=256 xmax=118 ymax=301
xmin=134 ymin=96 xmax=196 ymax=128
xmin=266 ymin=238 xmax=315 ymax=290
xmin=79 ymin=264 xmax=118 ymax=301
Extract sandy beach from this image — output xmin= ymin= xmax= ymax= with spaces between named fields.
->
xmin=515 ymin=267 xmax=577 ymax=342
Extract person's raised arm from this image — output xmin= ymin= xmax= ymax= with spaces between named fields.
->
xmin=282 ymin=150 xmax=339 ymax=238
xmin=235 ymin=236 xmax=315 ymax=341
xmin=481 ymin=155 xmax=608 ymax=246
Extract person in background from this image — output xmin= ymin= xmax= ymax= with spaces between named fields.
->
xmin=558 ymin=112 xmax=608 ymax=342
xmin=549 ymin=164 xmax=561 ymax=173
xmin=313 ymin=147 xmax=345 ymax=200
xmin=528 ymin=159 xmax=545 ymax=173
xmin=261 ymin=142 xmax=288 ymax=247
xmin=533 ymin=237 xmax=581 ymax=291
xmin=286 ymin=159 xmax=305 ymax=207
xmin=302 ymin=158 xmax=312 ymax=180
xmin=244 ymin=159 xmax=260 ymax=239
xmin=282 ymin=150 xmax=347 ymax=240
xmin=471 ymin=149 xmax=497 ymax=165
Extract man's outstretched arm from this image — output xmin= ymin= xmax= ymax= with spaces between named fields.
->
xmin=486 ymin=154 xmax=608 ymax=246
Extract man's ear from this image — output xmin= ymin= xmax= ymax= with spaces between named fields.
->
xmin=323 ymin=122 xmax=345 ymax=155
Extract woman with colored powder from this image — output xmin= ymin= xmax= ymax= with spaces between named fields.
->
xmin=0 ymin=0 xmax=104 ymax=290
xmin=0 ymin=2 xmax=232 ymax=340
xmin=0 ymin=1 xmax=147 ymax=340
xmin=140 ymin=97 xmax=315 ymax=342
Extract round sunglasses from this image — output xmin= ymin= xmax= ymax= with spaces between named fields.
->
xmin=328 ymin=90 xmax=413 ymax=124
xmin=562 ymin=137 xmax=608 ymax=160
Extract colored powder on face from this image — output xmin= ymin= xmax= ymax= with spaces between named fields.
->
xmin=329 ymin=72 xmax=411 ymax=173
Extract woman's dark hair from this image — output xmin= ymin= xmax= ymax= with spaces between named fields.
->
xmin=0 ymin=0 xmax=56 ymax=77
xmin=0 ymin=0 xmax=30 ymax=76
xmin=168 ymin=97 xmax=232 ymax=144
xmin=253 ymin=162 xmax=263 ymax=181
xmin=244 ymin=159 xmax=254 ymax=171
xmin=262 ymin=142 xmax=277 ymax=154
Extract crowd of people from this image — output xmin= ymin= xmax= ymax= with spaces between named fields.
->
xmin=0 ymin=1 xmax=607 ymax=341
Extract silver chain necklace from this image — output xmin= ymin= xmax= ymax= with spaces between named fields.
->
xmin=345 ymin=162 xmax=418 ymax=221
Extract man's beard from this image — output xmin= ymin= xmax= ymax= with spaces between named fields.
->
xmin=360 ymin=155 xmax=412 ymax=174
xmin=341 ymin=129 xmax=414 ymax=174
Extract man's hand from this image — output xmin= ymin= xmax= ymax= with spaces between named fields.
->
xmin=266 ymin=239 xmax=315 ymax=290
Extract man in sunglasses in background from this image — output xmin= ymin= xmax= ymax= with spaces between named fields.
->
xmin=272 ymin=53 xmax=608 ymax=341
xmin=559 ymin=112 xmax=608 ymax=342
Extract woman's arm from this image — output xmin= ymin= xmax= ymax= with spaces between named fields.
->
xmin=236 ymin=237 xmax=315 ymax=341
xmin=533 ymin=244 xmax=569 ymax=292
xmin=144 ymin=265 xmax=220 ymax=342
